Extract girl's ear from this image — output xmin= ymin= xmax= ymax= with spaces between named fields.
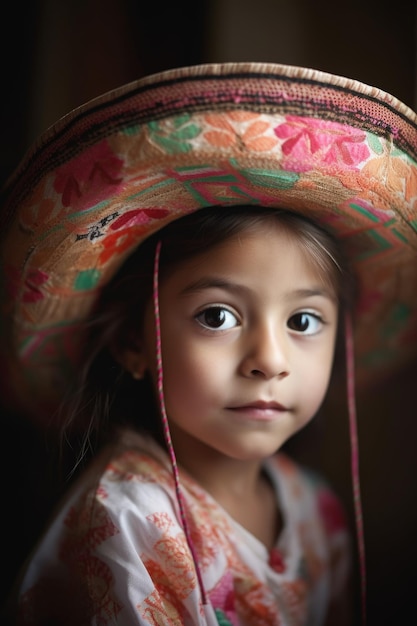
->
xmin=111 ymin=341 xmax=148 ymax=380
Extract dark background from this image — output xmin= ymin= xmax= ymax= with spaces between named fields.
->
xmin=1 ymin=2 xmax=416 ymax=624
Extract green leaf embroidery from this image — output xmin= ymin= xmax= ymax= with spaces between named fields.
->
xmin=239 ymin=166 xmax=299 ymax=190
xmin=214 ymin=608 xmax=234 ymax=625
xmin=366 ymin=132 xmax=384 ymax=155
xmin=148 ymin=116 xmax=202 ymax=154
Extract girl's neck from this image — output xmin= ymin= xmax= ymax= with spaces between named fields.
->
xmin=171 ymin=427 xmax=264 ymax=497
xmin=188 ymin=456 xmax=282 ymax=550
xmin=170 ymin=432 xmax=282 ymax=549
xmin=182 ymin=451 xmax=263 ymax=500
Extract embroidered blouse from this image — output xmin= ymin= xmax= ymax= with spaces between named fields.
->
xmin=15 ymin=429 xmax=351 ymax=625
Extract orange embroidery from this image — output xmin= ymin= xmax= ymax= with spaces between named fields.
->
xmin=139 ymin=589 xmax=182 ymax=625
xmin=203 ymin=112 xmax=278 ymax=152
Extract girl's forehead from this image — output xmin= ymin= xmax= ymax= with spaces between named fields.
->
xmin=163 ymin=223 xmax=335 ymax=294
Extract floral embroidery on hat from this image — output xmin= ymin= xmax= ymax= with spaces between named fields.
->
xmin=53 ymin=140 xmax=124 ymax=210
xmin=274 ymin=116 xmax=370 ymax=172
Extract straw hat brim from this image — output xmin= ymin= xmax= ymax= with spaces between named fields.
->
xmin=1 ymin=62 xmax=417 ymax=422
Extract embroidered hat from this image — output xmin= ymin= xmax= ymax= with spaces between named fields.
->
xmin=1 ymin=62 xmax=416 ymax=422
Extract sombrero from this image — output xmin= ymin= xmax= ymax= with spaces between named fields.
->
xmin=1 ymin=61 xmax=417 ymax=424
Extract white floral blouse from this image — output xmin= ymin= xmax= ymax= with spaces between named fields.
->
xmin=15 ymin=429 xmax=352 ymax=625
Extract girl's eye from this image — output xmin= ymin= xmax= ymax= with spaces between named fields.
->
xmin=287 ymin=312 xmax=323 ymax=335
xmin=195 ymin=306 xmax=239 ymax=331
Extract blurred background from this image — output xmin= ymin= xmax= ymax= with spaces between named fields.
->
xmin=1 ymin=1 xmax=416 ymax=624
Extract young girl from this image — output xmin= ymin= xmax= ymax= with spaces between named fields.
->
xmin=1 ymin=62 xmax=416 ymax=626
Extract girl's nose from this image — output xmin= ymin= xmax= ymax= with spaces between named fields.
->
xmin=239 ymin=321 xmax=290 ymax=380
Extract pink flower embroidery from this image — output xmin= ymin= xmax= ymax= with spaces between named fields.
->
xmin=98 ymin=208 xmax=170 ymax=264
xmin=110 ymin=208 xmax=170 ymax=230
xmin=274 ymin=116 xmax=370 ymax=172
xmin=23 ymin=269 xmax=49 ymax=303
xmin=210 ymin=571 xmax=238 ymax=625
xmin=54 ymin=140 xmax=124 ymax=211
xmin=6 ymin=265 xmax=49 ymax=303
xmin=269 ymin=548 xmax=286 ymax=573
xmin=318 ymin=489 xmax=347 ymax=535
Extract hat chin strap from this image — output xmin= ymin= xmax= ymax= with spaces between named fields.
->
xmin=153 ymin=241 xmax=208 ymax=606
xmin=152 ymin=242 xmax=367 ymax=620
xmin=345 ymin=312 xmax=367 ymax=625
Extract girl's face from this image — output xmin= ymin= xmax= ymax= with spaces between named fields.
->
xmin=138 ymin=221 xmax=338 ymax=464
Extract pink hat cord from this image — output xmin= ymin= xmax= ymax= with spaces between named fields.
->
xmin=152 ymin=240 xmax=208 ymax=606
xmin=345 ymin=312 xmax=367 ymax=625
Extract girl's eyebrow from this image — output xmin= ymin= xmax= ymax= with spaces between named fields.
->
xmin=180 ymin=277 xmax=336 ymax=301
xmin=180 ymin=277 xmax=246 ymax=296
xmin=291 ymin=287 xmax=337 ymax=302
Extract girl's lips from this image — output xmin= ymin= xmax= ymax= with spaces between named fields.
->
xmin=227 ymin=401 xmax=289 ymax=420
xmin=230 ymin=400 xmax=288 ymax=410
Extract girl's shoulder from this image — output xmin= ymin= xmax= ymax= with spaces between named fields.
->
xmin=55 ymin=429 xmax=177 ymax=528
xmin=102 ymin=428 xmax=173 ymax=482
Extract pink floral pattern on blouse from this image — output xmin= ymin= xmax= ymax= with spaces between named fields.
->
xmin=16 ymin=430 xmax=351 ymax=625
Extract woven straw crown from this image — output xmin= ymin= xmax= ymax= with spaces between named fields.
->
xmin=1 ymin=62 xmax=417 ymax=422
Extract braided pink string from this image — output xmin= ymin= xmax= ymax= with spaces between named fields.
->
xmin=345 ymin=312 xmax=367 ymax=625
xmin=153 ymin=241 xmax=208 ymax=605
